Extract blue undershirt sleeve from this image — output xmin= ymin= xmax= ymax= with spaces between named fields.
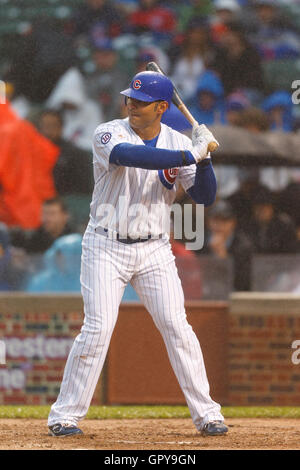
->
xmin=187 ymin=160 xmax=217 ymax=206
xmin=109 ymin=143 xmax=195 ymax=169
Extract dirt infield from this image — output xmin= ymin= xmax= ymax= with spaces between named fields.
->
xmin=0 ymin=418 xmax=300 ymax=450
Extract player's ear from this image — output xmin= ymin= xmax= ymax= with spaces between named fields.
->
xmin=157 ymin=101 xmax=169 ymax=115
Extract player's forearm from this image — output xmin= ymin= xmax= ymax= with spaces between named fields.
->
xmin=187 ymin=159 xmax=217 ymax=206
xmin=110 ymin=143 xmax=195 ymax=169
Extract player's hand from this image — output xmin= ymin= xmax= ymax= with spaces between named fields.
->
xmin=192 ymin=123 xmax=219 ymax=148
xmin=190 ymin=139 xmax=212 ymax=163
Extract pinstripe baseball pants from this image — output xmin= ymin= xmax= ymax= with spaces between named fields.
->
xmin=48 ymin=228 xmax=224 ymax=430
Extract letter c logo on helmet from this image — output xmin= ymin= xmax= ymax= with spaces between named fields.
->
xmin=120 ymin=71 xmax=174 ymax=106
xmin=133 ymin=79 xmax=142 ymax=90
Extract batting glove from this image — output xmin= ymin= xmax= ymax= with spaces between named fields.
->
xmin=192 ymin=123 xmax=219 ymax=148
xmin=190 ymin=139 xmax=212 ymax=163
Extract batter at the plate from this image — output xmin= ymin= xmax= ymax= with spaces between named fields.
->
xmin=48 ymin=71 xmax=228 ymax=437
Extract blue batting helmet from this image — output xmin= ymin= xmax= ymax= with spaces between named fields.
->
xmin=120 ymin=71 xmax=173 ymax=106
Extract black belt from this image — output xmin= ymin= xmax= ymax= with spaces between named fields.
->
xmin=94 ymin=226 xmax=163 ymax=244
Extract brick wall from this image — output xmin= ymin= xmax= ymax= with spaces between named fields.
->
xmin=107 ymin=302 xmax=228 ymax=405
xmin=0 ymin=294 xmax=105 ymax=406
xmin=1 ymin=293 xmax=300 ymax=406
xmin=228 ymin=293 xmax=300 ymax=405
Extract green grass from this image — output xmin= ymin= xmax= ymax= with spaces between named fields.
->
xmin=222 ymin=407 xmax=300 ymax=419
xmin=0 ymin=406 xmax=300 ymax=419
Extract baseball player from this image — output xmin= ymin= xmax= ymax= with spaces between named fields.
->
xmin=48 ymin=71 xmax=228 ymax=437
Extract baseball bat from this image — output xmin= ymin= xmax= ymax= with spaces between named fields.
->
xmin=146 ymin=61 xmax=218 ymax=153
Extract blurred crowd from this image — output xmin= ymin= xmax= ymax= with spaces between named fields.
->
xmin=5 ymin=0 xmax=300 ymax=133
xmin=0 ymin=0 xmax=300 ymax=297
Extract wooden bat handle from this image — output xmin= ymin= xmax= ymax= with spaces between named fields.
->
xmin=207 ymin=142 xmax=219 ymax=152
xmin=146 ymin=62 xmax=219 ymax=153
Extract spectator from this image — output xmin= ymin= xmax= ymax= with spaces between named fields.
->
xmin=135 ymin=47 xmax=170 ymax=75
xmin=128 ymin=0 xmax=177 ymax=42
xmin=25 ymin=234 xmax=140 ymax=298
xmin=69 ymin=0 xmax=124 ymax=40
xmin=24 ymin=232 xmax=141 ymax=300
xmin=0 ymin=102 xmax=59 ymax=230
xmin=135 ymin=50 xmax=156 ymax=74
xmin=277 ymin=181 xmax=300 ymax=228
xmin=207 ymin=89 xmax=249 ymax=198
xmin=171 ymin=18 xmax=214 ymax=101
xmin=225 ymin=90 xmax=251 ymax=126
xmin=227 ymin=169 xmax=264 ymax=229
xmin=235 ymin=106 xmax=270 ymax=132
xmin=173 ymin=0 xmax=214 ymax=33
xmin=46 ymin=67 xmax=104 ymax=151
xmin=235 ymin=105 xmax=295 ymax=193
xmin=4 ymin=82 xmax=31 ymax=119
xmin=212 ymin=22 xmax=265 ymax=97
xmin=248 ymin=186 xmax=298 ymax=253
xmin=169 ymin=219 xmax=200 ymax=259
xmin=6 ymin=18 xmax=76 ymax=104
xmin=37 ymin=110 xmax=93 ymax=196
xmin=25 ymin=234 xmax=83 ymax=292
xmin=262 ymin=90 xmax=295 ymax=132
xmin=200 ymin=200 xmax=254 ymax=290
xmin=250 ymin=0 xmax=300 ymax=61
xmin=86 ymin=38 xmax=128 ymax=121
xmin=161 ymin=103 xmax=192 ymax=132
xmin=189 ymin=70 xmax=226 ymax=125
xmin=210 ymin=0 xmax=241 ymax=44
xmin=10 ymin=198 xmax=76 ymax=255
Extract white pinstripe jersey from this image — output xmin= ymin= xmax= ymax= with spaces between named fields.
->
xmin=89 ymin=117 xmax=197 ymax=238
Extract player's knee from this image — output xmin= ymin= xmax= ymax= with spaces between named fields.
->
xmin=74 ymin=324 xmax=114 ymax=356
xmin=157 ymin=313 xmax=191 ymax=335
xmin=81 ymin=321 xmax=114 ymax=338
